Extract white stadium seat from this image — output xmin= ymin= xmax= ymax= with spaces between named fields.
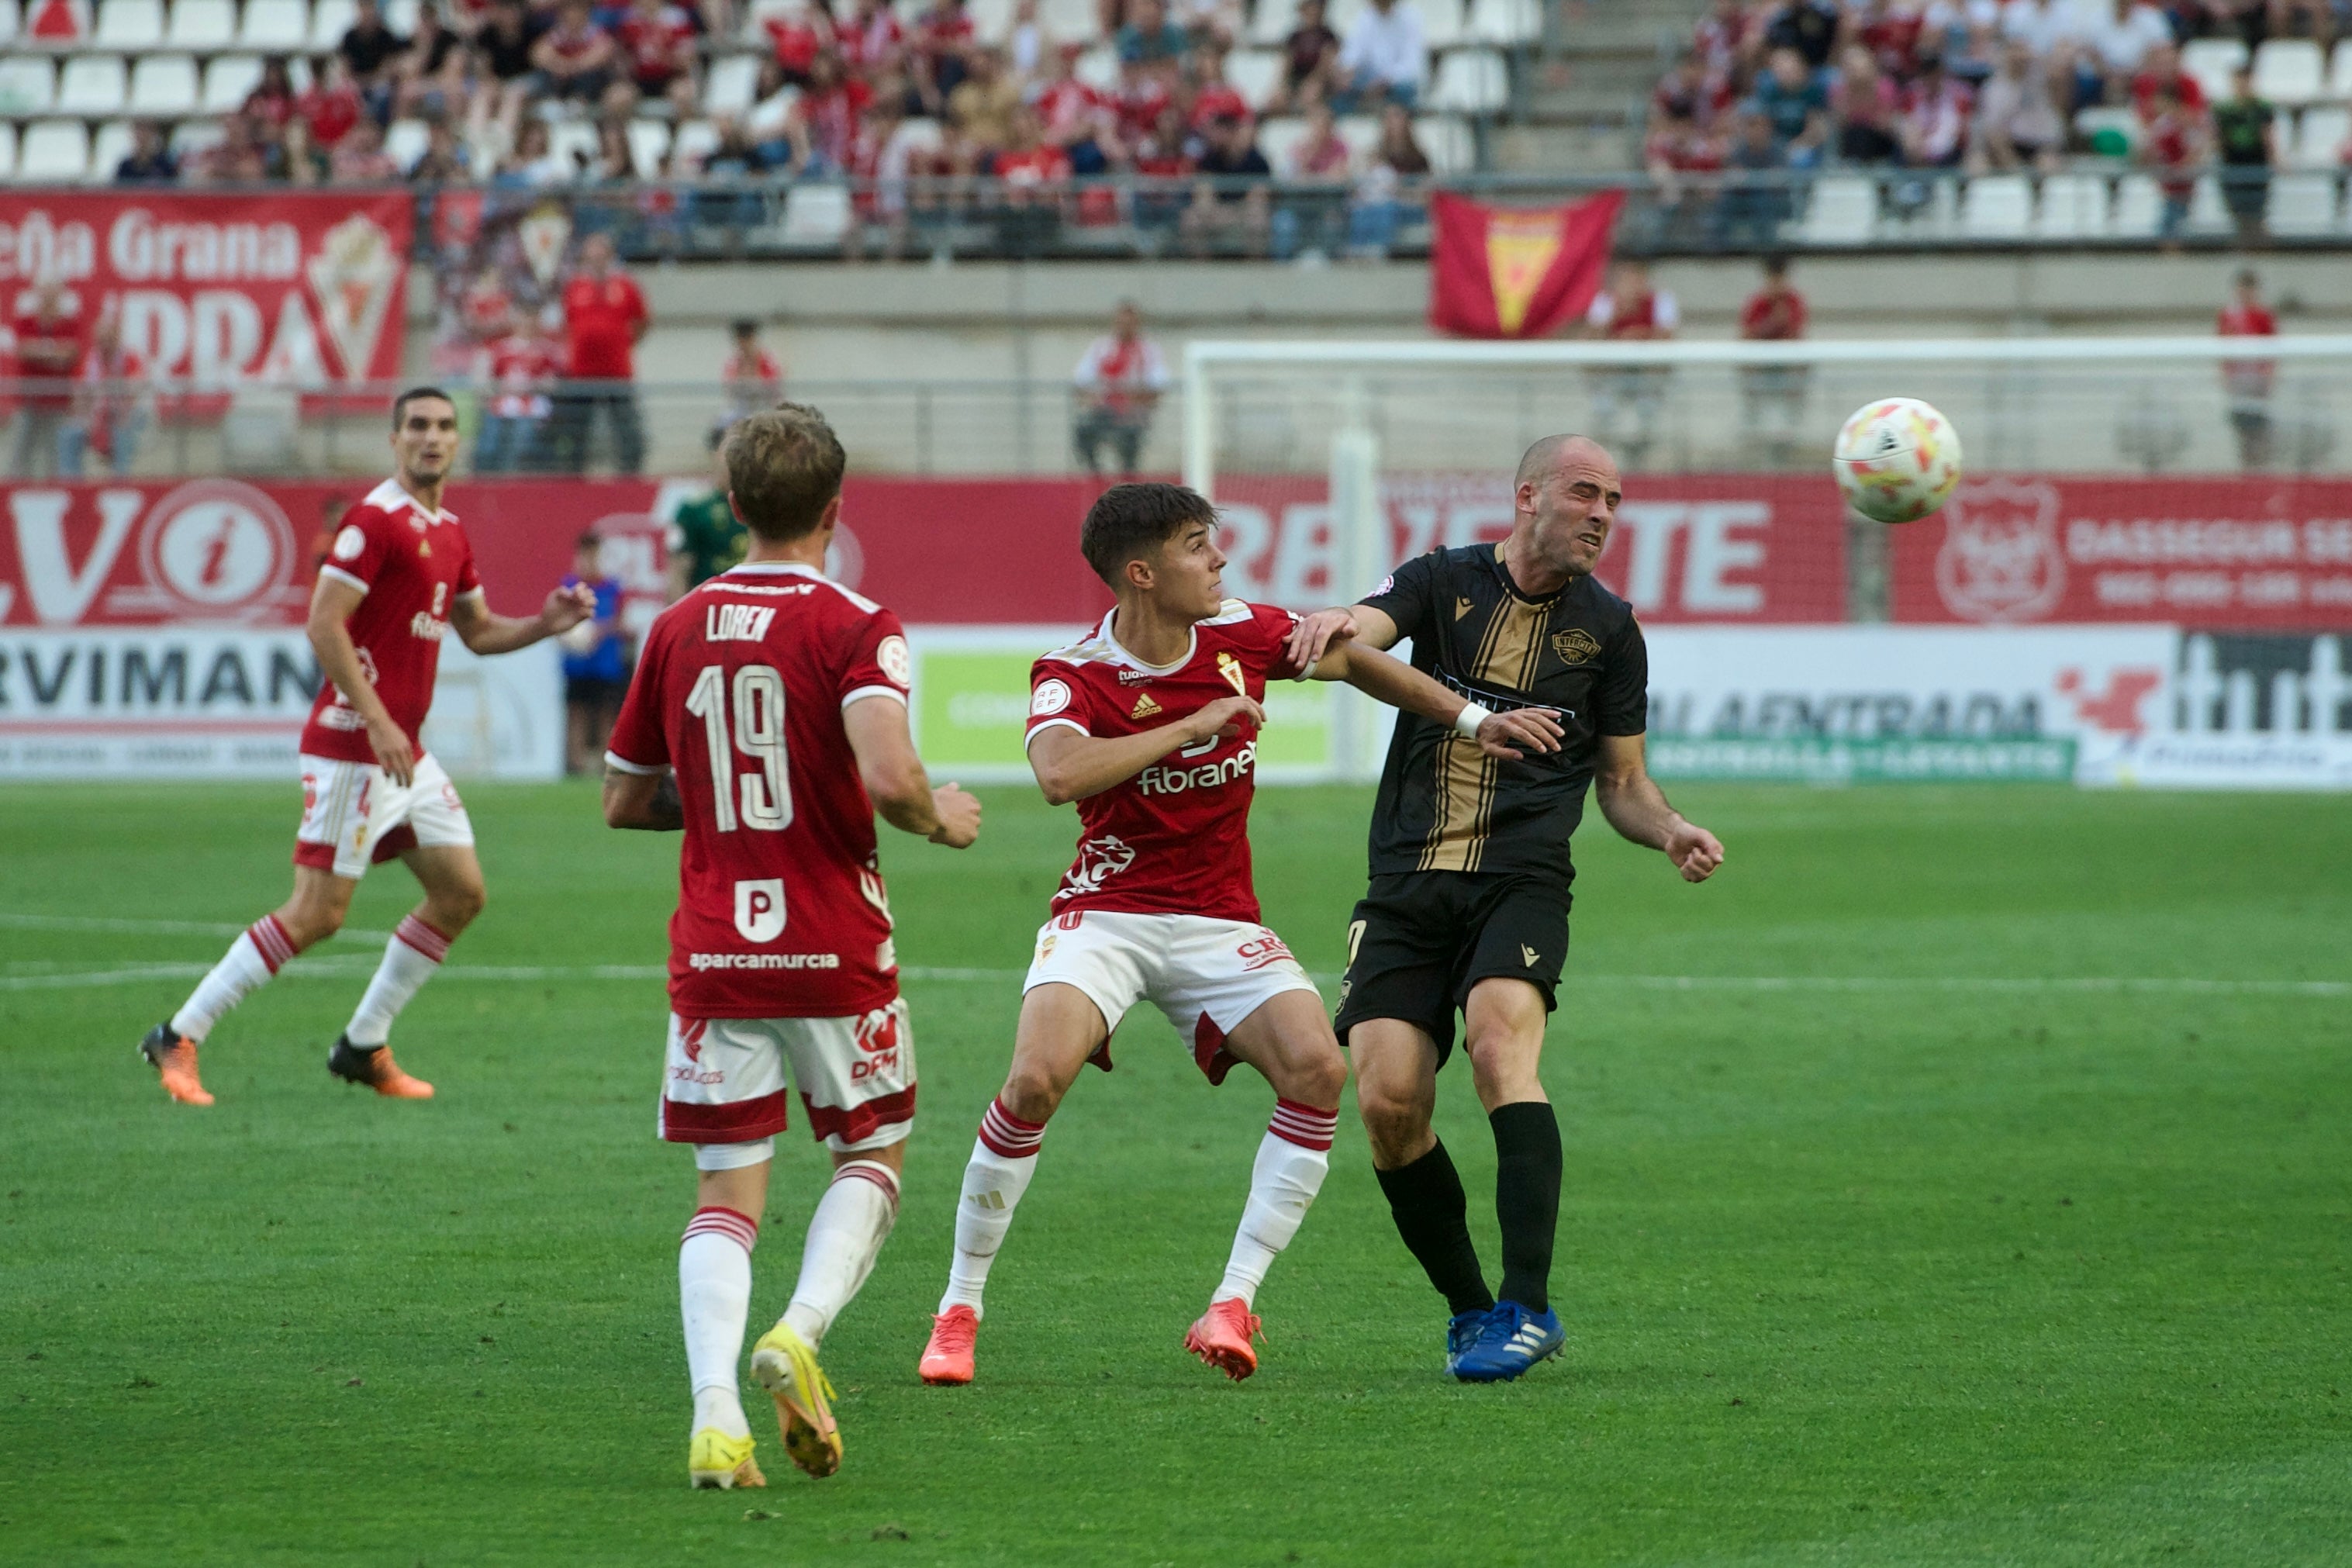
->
xmin=2251 ymin=39 xmax=2324 ymax=106
xmin=1038 ymin=0 xmax=1093 ymax=43
xmin=1426 ymin=48 xmax=1507 ymax=113
xmin=1797 ymin=174 xmax=1877 ymax=244
xmin=1248 ymin=0 xmax=1299 ymax=46
xmin=1959 ymin=173 xmax=2031 ymax=238
xmin=889 ymin=114 xmax=942 ymax=158
xmin=746 ymin=80 xmax=797 ymax=136
xmin=626 ymin=116 xmax=669 ymax=178
xmin=240 ymin=0 xmax=310 ymax=49
xmin=1414 ymin=112 xmax=1473 ymax=174
xmin=2073 ymin=105 xmax=2139 ymax=155
xmin=384 ymin=0 xmax=418 ymax=32
xmin=2179 ymin=36 xmax=2246 ymax=103
xmin=965 ymin=0 xmax=1012 ymax=44
xmin=1255 ymin=115 xmax=1305 ymax=171
xmin=2185 ymin=171 xmax=2231 ymax=233
xmin=1334 ymin=112 xmax=1379 ymax=163
xmin=201 ymin=54 xmax=264 ymax=112
xmin=58 ymin=54 xmax=130 ymax=116
xmin=1073 ymin=43 xmax=1118 ymax=92
xmin=2330 ymin=40 xmax=2352 ymax=99
xmin=2266 ymin=171 xmax=2341 ymax=236
xmin=782 ymin=181 xmax=851 ymax=243
xmin=88 ymin=117 xmax=135 ymax=181
xmin=1225 ymin=48 xmax=1284 ymax=112
xmin=2033 ymin=173 xmax=2107 ymax=238
xmin=703 ymin=52 xmax=761 ymax=115
xmin=130 ymin=52 xmax=200 ymax=113
xmin=2108 ymin=171 xmax=2161 ymax=237
xmin=384 ymin=114 xmax=428 ymax=169
xmin=2293 ymin=105 xmax=2349 ymax=169
xmin=1418 ymin=0 xmax=1465 ymax=50
xmin=669 ymin=116 xmax=720 ymax=171
xmin=0 ymin=123 xmax=17 ymax=181
xmin=308 ymin=0 xmax=354 ymax=49
xmin=545 ymin=116 xmax=598 ymax=173
xmin=0 ymin=0 xmax=19 ymax=43
xmin=1467 ymin=0 xmax=1539 ymax=46
xmin=166 ymin=0 xmax=237 ymax=47
xmin=0 ymin=57 xmax=58 ymax=116
xmin=93 ymin=0 xmax=164 ymax=47
xmin=17 ymin=119 xmax=92 ymax=182
xmin=1323 ymin=0 xmax=1366 ymax=36
xmin=168 ymin=115 xmax=224 ymax=157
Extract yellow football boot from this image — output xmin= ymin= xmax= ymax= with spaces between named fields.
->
xmin=688 ymin=1428 xmax=765 ymax=1490
xmin=749 ymin=1321 xmax=842 ymax=1479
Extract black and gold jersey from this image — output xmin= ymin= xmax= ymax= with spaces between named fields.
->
xmin=1359 ymin=542 xmax=1649 ymax=883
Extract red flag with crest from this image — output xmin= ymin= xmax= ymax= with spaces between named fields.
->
xmin=1427 ymin=189 xmax=1625 ymax=339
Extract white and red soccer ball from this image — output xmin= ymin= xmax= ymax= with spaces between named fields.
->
xmin=1833 ymin=397 xmax=1963 ymax=524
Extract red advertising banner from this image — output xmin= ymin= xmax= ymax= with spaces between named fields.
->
xmin=1889 ymin=476 xmax=2352 ymax=629
xmin=0 ymin=192 xmax=413 ymax=387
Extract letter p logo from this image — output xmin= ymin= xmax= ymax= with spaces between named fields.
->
xmin=734 ymin=879 xmax=786 ymax=943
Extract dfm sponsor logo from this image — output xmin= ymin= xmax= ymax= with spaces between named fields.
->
xmin=850 ymin=1007 xmax=903 ymax=1083
xmin=1138 ymin=741 xmax=1257 ymax=796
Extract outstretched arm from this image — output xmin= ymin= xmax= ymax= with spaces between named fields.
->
xmin=1283 ymin=602 xmax=1400 ymax=669
xmin=448 ymin=583 xmax=596 ymax=656
xmin=1307 ymin=638 xmax=1563 ymax=761
xmin=1027 ymin=694 xmax=1265 ymax=805
xmin=1593 ymin=732 xmax=1723 ymax=882
xmin=844 ymin=695 xmax=980 ymax=846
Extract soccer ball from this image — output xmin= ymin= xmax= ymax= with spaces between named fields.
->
xmin=1832 ymin=398 xmax=1963 ymax=524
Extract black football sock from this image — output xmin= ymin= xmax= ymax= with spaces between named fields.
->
xmin=1490 ymin=1100 xmax=1563 ymax=1314
xmin=1373 ymin=1140 xmax=1494 ymax=1317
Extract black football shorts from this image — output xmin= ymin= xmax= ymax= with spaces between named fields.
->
xmin=1331 ymin=870 xmax=1571 ymax=1066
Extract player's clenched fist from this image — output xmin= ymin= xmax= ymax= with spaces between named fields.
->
xmin=1186 ymin=694 xmax=1266 ymax=744
xmin=1666 ymin=821 xmax=1725 ymax=883
xmin=928 ymin=783 xmax=983 ymax=848
xmin=1474 ymin=707 xmax=1565 ymax=761
xmin=541 ymin=582 xmax=598 ymax=633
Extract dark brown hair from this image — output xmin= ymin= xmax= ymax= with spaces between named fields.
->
xmin=1079 ymin=482 xmax=1216 ymax=586
xmin=723 ymin=402 xmax=848 ymax=542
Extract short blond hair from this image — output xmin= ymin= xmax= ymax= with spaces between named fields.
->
xmin=723 ymin=403 xmax=847 ymax=542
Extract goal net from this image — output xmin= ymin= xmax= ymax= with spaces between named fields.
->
xmin=1182 ymin=336 xmax=2352 ymax=786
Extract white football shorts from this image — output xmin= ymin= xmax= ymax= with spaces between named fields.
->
xmin=659 ymin=999 xmax=916 ymax=1164
xmin=1022 ymin=910 xmax=1322 ymax=1082
xmin=294 ymin=752 xmax=474 ymax=880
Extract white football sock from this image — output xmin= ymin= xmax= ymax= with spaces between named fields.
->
xmin=937 ymin=1099 xmax=1047 ymax=1318
xmin=1213 ymin=1100 xmax=1338 ymax=1309
xmin=782 ymin=1161 xmax=901 ymax=1346
xmin=344 ymin=915 xmax=451 ymax=1047
xmin=170 ymin=917 xmax=295 ymax=1042
xmin=680 ymin=1206 xmax=757 ymax=1438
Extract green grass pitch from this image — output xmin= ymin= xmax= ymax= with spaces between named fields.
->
xmin=2 ymin=779 xmax=2350 ymax=1566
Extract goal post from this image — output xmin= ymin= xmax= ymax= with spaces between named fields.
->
xmin=1180 ymin=333 xmax=2352 ymax=786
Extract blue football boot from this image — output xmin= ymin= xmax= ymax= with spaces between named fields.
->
xmin=1444 ymin=1308 xmax=1492 ymax=1376
xmin=1450 ymin=1300 xmax=1565 ymax=1383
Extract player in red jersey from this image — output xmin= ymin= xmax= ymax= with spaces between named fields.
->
xmin=603 ymin=405 xmax=980 ymax=1490
xmin=917 ymin=482 xmax=1559 ymax=1386
xmin=140 ymin=389 xmax=595 ymax=1107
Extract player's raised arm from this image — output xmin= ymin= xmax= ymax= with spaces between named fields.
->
xmin=1594 ymin=733 xmax=1724 ymax=883
xmin=447 ymin=581 xmax=596 ymax=656
xmin=844 ymin=696 xmax=981 ymax=847
xmin=306 ymin=570 xmax=414 ymax=788
xmin=1024 ymin=695 xmax=1263 ymax=806
xmin=1304 ymin=638 xmax=1564 ymax=762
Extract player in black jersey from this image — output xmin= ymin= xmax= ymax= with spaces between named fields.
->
xmin=1287 ymin=433 xmax=1725 ymax=1382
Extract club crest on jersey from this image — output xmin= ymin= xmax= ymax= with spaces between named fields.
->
xmin=1215 ymin=650 xmax=1247 ymax=697
xmin=707 ymin=603 xmax=779 ymax=642
xmin=1551 ymin=628 xmax=1601 ymax=665
xmin=1131 ymin=692 xmax=1163 ymax=719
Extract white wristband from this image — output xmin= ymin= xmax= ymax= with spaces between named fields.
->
xmin=1453 ymin=702 xmax=1493 ymax=740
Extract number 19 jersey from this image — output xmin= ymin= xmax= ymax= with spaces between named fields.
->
xmin=606 ymin=561 xmax=914 ymax=1019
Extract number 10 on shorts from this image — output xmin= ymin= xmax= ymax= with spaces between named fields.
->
xmin=735 ymin=878 xmax=786 ymax=941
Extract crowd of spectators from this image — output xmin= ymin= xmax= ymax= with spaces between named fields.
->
xmin=1648 ymin=0 xmax=2352 ymax=243
xmin=85 ymin=0 xmax=1450 ymax=256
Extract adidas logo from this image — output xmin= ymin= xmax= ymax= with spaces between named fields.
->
xmin=1131 ymin=693 xmax=1163 ymax=719
xmin=1455 ymin=597 xmax=1476 ymax=620
xmin=1521 ymin=944 xmax=1541 ymax=968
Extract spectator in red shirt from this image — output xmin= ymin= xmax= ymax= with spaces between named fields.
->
xmin=298 ymin=54 xmax=366 ymax=147
xmin=1070 ymin=299 xmax=1170 ymax=475
xmin=243 ymin=56 xmax=300 ymax=130
xmin=2139 ymin=81 xmax=2205 ymax=243
xmin=330 ymin=121 xmax=401 ymax=183
xmin=476 ymin=306 xmax=560 ymax=472
xmin=911 ymin=0 xmax=979 ymax=112
xmin=1738 ymin=254 xmax=1808 ymax=461
xmin=718 ymin=317 xmax=784 ymax=433
xmin=530 ymin=0 xmax=620 ymax=109
xmin=789 ymin=50 xmax=874 ymax=175
xmin=9 ymin=278 xmax=84 ymax=478
xmin=189 ymin=112 xmax=273 ymax=184
xmin=834 ymin=0 xmax=903 ymax=77
xmin=1188 ymin=44 xmax=1252 ymax=128
xmin=618 ymin=0 xmax=699 ymax=112
xmin=765 ymin=0 xmax=835 ymax=84
xmin=554 ymin=233 xmax=650 ymax=473
xmin=994 ymin=107 xmax=1075 ymax=199
xmin=2130 ymin=42 xmax=2206 ymax=123
xmin=2219 ymin=266 xmax=2277 ymax=469
xmin=1034 ymin=45 xmax=1114 ymax=173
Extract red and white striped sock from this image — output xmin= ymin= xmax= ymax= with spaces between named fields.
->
xmin=681 ymin=1206 xmax=758 ymax=1438
xmin=938 ymin=1099 xmax=1048 ymax=1318
xmin=1214 ymin=1099 xmax=1338 ymax=1309
xmin=344 ymin=914 xmax=452 ymax=1048
xmin=169 ymin=916 xmax=295 ymax=1042
xmin=783 ymin=1160 xmax=901 ymax=1346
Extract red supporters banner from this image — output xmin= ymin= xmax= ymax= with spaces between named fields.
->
xmin=0 ymin=192 xmax=412 ymax=386
xmin=1427 ymin=190 xmax=1624 ymax=340
xmin=1889 ymin=475 xmax=2352 ymax=629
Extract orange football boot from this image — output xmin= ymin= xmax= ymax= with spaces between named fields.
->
xmin=1183 ymin=1299 xmax=1262 ymax=1382
xmin=328 ymin=1035 xmax=435 ymax=1099
xmin=139 ymin=1023 xmax=213 ymax=1107
xmin=918 ymin=1306 xmax=978 ymax=1385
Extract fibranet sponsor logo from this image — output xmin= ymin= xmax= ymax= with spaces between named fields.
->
xmin=409 ymin=613 xmax=447 ymax=641
xmin=687 ymin=952 xmax=843 ymax=972
xmin=1138 ymin=741 xmax=1256 ymax=796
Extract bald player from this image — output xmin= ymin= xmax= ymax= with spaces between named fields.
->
xmin=1286 ymin=435 xmax=1725 ymax=1382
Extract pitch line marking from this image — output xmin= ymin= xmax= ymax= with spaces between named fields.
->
xmin=0 ymin=913 xmax=395 ymax=943
xmin=2 ymin=963 xmax=2346 ymax=997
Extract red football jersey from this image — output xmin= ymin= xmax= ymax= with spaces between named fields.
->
xmin=1025 ymin=600 xmax=1304 ymax=924
xmin=303 ymin=478 xmax=482 ymax=765
xmin=606 ymin=561 xmax=914 ymax=1019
